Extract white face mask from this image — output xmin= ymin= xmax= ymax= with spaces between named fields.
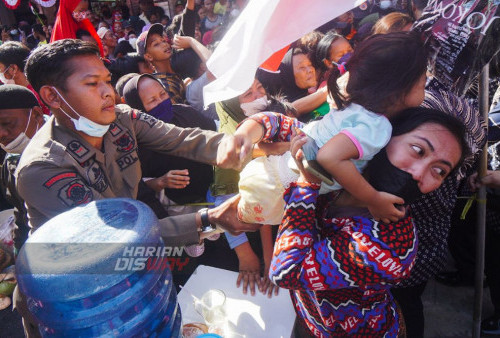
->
xmin=240 ymin=96 xmax=269 ymax=117
xmin=0 ymin=108 xmax=37 ymax=154
xmin=0 ymin=66 xmax=15 ymax=85
xmin=52 ymin=87 xmax=111 ymax=137
xmin=380 ymin=0 xmax=392 ymax=9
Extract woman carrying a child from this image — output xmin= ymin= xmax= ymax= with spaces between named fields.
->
xmin=236 ymin=32 xmax=427 ymax=227
xmin=267 ymin=107 xmax=467 ymax=337
xmin=231 ymin=31 xmax=468 ymax=336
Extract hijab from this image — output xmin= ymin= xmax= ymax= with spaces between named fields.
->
xmin=278 ymin=48 xmax=310 ymax=102
xmin=123 ymin=74 xmax=150 ymax=112
xmin=123 ymin=74 xmax=208 ymax=129
xmin=51 ymin=0 xmax=104 ymax=56
xmin=123 ymin=74 xmax=174 ymax=123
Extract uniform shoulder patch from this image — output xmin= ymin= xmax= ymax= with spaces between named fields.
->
xmin=58 ymin=179 xmax=93 ymax=207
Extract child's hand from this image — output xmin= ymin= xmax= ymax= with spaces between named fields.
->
xmin=291 ymin=128 xmax=321 ymax=184
xmin=368 ymin=191 xmax=405 ymax=223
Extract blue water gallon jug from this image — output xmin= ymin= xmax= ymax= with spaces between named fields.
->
xmin=16 ymin=198 xmax=182 ymax=337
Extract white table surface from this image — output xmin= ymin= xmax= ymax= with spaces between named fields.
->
xmin=177 ymin=265 xmax=295 ymax=338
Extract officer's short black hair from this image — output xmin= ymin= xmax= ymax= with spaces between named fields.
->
xmin=0 ymin=41 xmax=30 ymax=71
xmin=25 ymin=39 xmax=100 ymax=93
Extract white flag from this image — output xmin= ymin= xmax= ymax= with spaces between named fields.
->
xmin=203 ymin=0 xmax=359 ymax=105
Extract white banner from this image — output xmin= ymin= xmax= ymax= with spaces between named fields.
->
xmin=203 ymin=0 xmax=359 ymax=105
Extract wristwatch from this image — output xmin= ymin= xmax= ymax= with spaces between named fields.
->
xmin=199 ymin=208 xmax=216 ymax=233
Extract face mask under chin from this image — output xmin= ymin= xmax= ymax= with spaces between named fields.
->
xmin=366 ymin=148 xmax=423 ymax=205
xmin=52 ymin=87 xmax=110 ymax=137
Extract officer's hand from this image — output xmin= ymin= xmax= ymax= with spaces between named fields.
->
xmin=216 ymin=134 xmax=253 ymax=170
xmin=208 ymin=194 xmax=261 ymax=234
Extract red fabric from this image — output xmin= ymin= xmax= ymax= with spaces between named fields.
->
xmin=260 ymin=44 xmax=290 ymax=72
xmin=50 ymin=0 xmax=104 ymax=56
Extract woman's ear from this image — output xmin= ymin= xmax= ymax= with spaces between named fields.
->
xmin=39 ymin=86 xmax=61 ymax=110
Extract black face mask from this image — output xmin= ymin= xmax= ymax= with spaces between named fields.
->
xmin=366 ymin=149 xmax=423 ymax=205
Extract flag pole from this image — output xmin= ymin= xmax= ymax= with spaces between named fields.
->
xmin=472 ymin=63 xmax=489 ymax=338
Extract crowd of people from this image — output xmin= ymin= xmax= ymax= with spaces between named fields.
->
xmin=0 ymin=0 xmax=500 ymax=337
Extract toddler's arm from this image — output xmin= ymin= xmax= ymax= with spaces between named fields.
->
xmin=316 ymin=133 xmax=405 ymax=223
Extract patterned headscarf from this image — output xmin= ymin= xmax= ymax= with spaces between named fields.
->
xmin=398 ymin=89 xmax=487 ymax=287
xmin=421 ymin=89 xmax=487 ymax=180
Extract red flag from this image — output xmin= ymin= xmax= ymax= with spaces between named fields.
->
xmin=260 ymin=44 xmax=290 ymax=72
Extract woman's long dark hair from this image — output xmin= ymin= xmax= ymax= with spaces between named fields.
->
xmin=327 ymin=31 xmax=427 ymax=113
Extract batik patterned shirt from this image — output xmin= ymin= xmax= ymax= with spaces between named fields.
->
xmin=270 ymin=182 xmax=418 ymax=337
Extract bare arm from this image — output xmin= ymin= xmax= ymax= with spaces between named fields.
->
xmin=233 ymin=119 xmax=265 ymax=144
xmin=259 ymin=224 xmax=279 ymax=297
xmin=252 ymin=142 xmax=290 ymax=158
xmin=317 ymin=133 xmax=404 ymax=223
xmin=291 ymin=87 xmax=328 ymax=116
xmin=173 ymin=35 xmax=212 ymax=63
xmin=173 ymin=35 xmax=215 ymax=81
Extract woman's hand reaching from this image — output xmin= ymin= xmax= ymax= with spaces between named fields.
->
xmin=146 ymin=169 xmax=190 ymax=192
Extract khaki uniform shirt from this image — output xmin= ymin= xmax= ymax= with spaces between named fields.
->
xmin=15 ymin=105 xmax=224 ymax=232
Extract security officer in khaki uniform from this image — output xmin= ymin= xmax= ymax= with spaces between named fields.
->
xmin=14 ymin=39 xmax=258 ymax=338
xmin=17 ymin=39 xmax=256 ymax=236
